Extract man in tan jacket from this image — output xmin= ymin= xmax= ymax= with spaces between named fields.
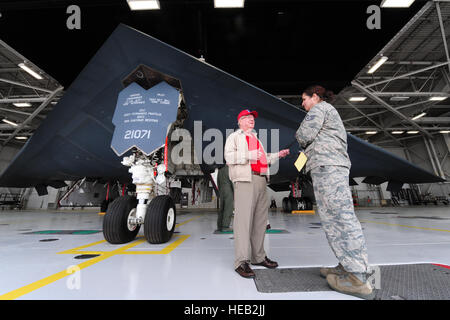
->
xmin=224 ymin=109 xmax=289 ymax=278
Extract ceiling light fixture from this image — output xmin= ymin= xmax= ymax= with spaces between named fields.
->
xmin=407 ymin=131 xmax=419 ymax=134
xmin=127 ymin=0 xmax=160 ymax=10
xmin=2 ymin=119 xmax=18 ymax=127
xmin=13 ymin=102 xmax=32 ymax=107
xmin=15 ymin=136 xmax=28 ymax=140
xmin=429 ymin=96 xmax=447 ymax=101
xmin=439 ymin=130 xmax=450 ymax=134
xmin=349 ymin=97 xmax=367 ymax=102
xmin=368 ymin=56 xmax=388 ymax=74
xmin=214 ymin=0 xmax=245 ymax=8
xmin=18 ymin=63 xmax=43 ymax=80
xmin=412 ymin=112 xmax=426 ymax=120
xmin=392 ymin=131 xmax=404 ymax=134
xmin=381 ymin=0 xmax=415 ymax=8
xmin=365 ymin=131 xmax=378 ymax=135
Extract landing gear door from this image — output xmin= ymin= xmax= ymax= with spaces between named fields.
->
xmin=110 ymin=81 xmax=180 ymax=156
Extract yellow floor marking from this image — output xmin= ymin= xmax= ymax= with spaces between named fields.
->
xmin=176 ymin=215 xmax=201 ymax=227
xmin=0 ymin=238 xmax=146 ymax=301
xmin=58 ymin=239 xmax=107 ymax=255
xmin=292 ymin=210 xmax=315 ymax=215
xmin=120 ymin=235 xmax=190 ymax=254
xmin=0 ymin=215 xmax=201 ymax=300
xmin=360 ymin=220 xmax=450 ymax=233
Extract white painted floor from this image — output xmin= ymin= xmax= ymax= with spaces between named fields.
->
xmin=0 ymin=206 xmax=450 ymax=300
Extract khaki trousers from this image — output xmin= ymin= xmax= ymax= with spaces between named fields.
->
xmin=233 ymin=175 xmax=270 ymax=269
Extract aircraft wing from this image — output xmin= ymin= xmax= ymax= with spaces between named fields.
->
xmin=0 ymin=24 xmax=444 ymax=194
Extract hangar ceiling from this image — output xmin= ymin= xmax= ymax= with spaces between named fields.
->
xmin=0 ymin=0 xmax=448 ymax=151
xmin=281 ymin=1 xmax=450 ymax=148
xmin=0 ymin=39 xmax=63 ymax=148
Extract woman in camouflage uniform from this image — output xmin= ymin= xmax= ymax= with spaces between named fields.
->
xmin=296 ymin=85 xmax=374 ymax=299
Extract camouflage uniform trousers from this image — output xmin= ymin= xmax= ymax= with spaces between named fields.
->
xmin=310 ymin=165 xmax=370 ymax=274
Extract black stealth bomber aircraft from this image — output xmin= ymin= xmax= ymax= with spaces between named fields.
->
xmin=0 ymin=25 xmax=444 ymax=245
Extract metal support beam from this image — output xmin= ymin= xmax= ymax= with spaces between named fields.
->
xmin=2 ymin=87 xmax=63 ymax=146
xmin=347 ymin=126 xmax=450 ymax=131
xmin=370 ymin=92 xmax=450 ymax=97
xmin=413 ymin=117 xmax=450 ymax=124
xmin=0 ymin=97 xmax=49 ymax=104
xmin=344 ymin=99 xmax=405 ymax=147
xmin=363 ymin=62 xmax=450 ymax=89
xmin=436 ymin=1 xmax=450 ymax=75
xmin=0 ymin=78 xmax=53 ymax=94
xmin=0 ymin=107 xmax=35 ymax=117
xmin=423 ymin=137 xmax=439 ymax=177
xmin=342 ymin=100 xmax=436 ymax=123
xmin=428 ymin=136 xmax=446 ymax=179
xmin=351 ymin=81 xmax=434 ymax=138
xmin=376 ymin=131 xmax=447 ymax=144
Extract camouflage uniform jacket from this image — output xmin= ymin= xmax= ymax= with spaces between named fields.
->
xmin=295 ymin=101 xmax=351 ymax=173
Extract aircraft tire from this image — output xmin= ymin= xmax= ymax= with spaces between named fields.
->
xmin=144 ymin=195 xmax=176 ymax=244
xmin=103 ymin=195 xmax=139 ymax=244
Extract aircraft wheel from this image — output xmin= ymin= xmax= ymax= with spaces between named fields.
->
xmin=144 ymin=195 xmax=176 ymax=244
xmin=103 ymin=196 xmax=139 ymax=244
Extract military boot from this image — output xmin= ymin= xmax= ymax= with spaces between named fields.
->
xmin=326 ymin=273 xmax=375 ymax=300
xmin=320 ymin=263 xmax=347 ymax=278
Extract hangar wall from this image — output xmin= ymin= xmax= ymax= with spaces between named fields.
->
xmin=402 ymin=133 xmax=450 ymax=197
xmin=0 ymin=146 xmax=23 ymax=195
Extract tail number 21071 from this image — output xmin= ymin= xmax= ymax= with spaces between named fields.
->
xmin=124 ymin=130 xmax=151 ymax=140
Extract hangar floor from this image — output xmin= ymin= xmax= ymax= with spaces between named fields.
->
xmin=1 ymin=206 xmax=450 ymax=300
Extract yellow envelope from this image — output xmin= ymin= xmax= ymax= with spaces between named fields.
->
xmin=294 ymin=152 xmax=308 ymax=172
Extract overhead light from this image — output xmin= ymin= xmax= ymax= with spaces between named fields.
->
xmin=214 ymin=0 xmax=245 ymax=8
xmin=429 ymin=96 xmax=447 ymax=101
xmin=13 ymin=102 xmax=32 ymax=107
xmin=368 ymin=56 xmax=388 ymax=74
xmin=392 ymin=131 xmax=404 ymax=134
xmin=407 ymin=131 xmax=419 ymax=134
xmin=2 ymin=119 xmax=18 ymax=127
xmin=381 ymin=0 xmax=415 ymax=8
xmin=349 ymin=97 xmax=367 ymax=102
xmin=365 ymin=131 xmax=378 ymax=135
xmin=18 ymin=63 xmax=43 ymax=80
xmin=390 ymin=96 xmax=410 ymax=101
xmin=127 ymin=0 xmax=160 ymax=10
xmin=15 ymin=136 xmax=28 ymax=140
xmin=412 ymin=112 xmax=426 ymax=120
xmin=439 ymin=130 xmax=450 ymax=134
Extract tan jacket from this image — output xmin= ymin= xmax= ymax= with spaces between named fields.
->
xmin=224 ymin=129 xmax=279 ymax=183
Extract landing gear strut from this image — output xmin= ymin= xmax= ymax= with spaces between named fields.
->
xmin=102 ymin=150 xmax=176 ymax=244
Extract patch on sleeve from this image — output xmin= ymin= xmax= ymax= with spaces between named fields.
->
xmin=305 ymin=114 xmax=315 ymax=121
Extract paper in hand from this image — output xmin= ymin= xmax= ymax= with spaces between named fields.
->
xmin=294 ymin=152 xmax=307 ymax=172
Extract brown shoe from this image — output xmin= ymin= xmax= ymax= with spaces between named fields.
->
xmin=252 ymin=256 xmax=278 ymax=269
xmin=235 ymin=263 xmax=255 ymax=278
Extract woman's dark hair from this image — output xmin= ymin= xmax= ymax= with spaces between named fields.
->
xmin=303 ymin=85 xmax=336 ymax=104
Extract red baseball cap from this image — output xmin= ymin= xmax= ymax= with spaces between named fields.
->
xmin=237 ymin=109 xmax=258 ymax=121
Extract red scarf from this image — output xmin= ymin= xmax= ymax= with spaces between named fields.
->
xmin=246 ymin=134 xmax=268 ymax=174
